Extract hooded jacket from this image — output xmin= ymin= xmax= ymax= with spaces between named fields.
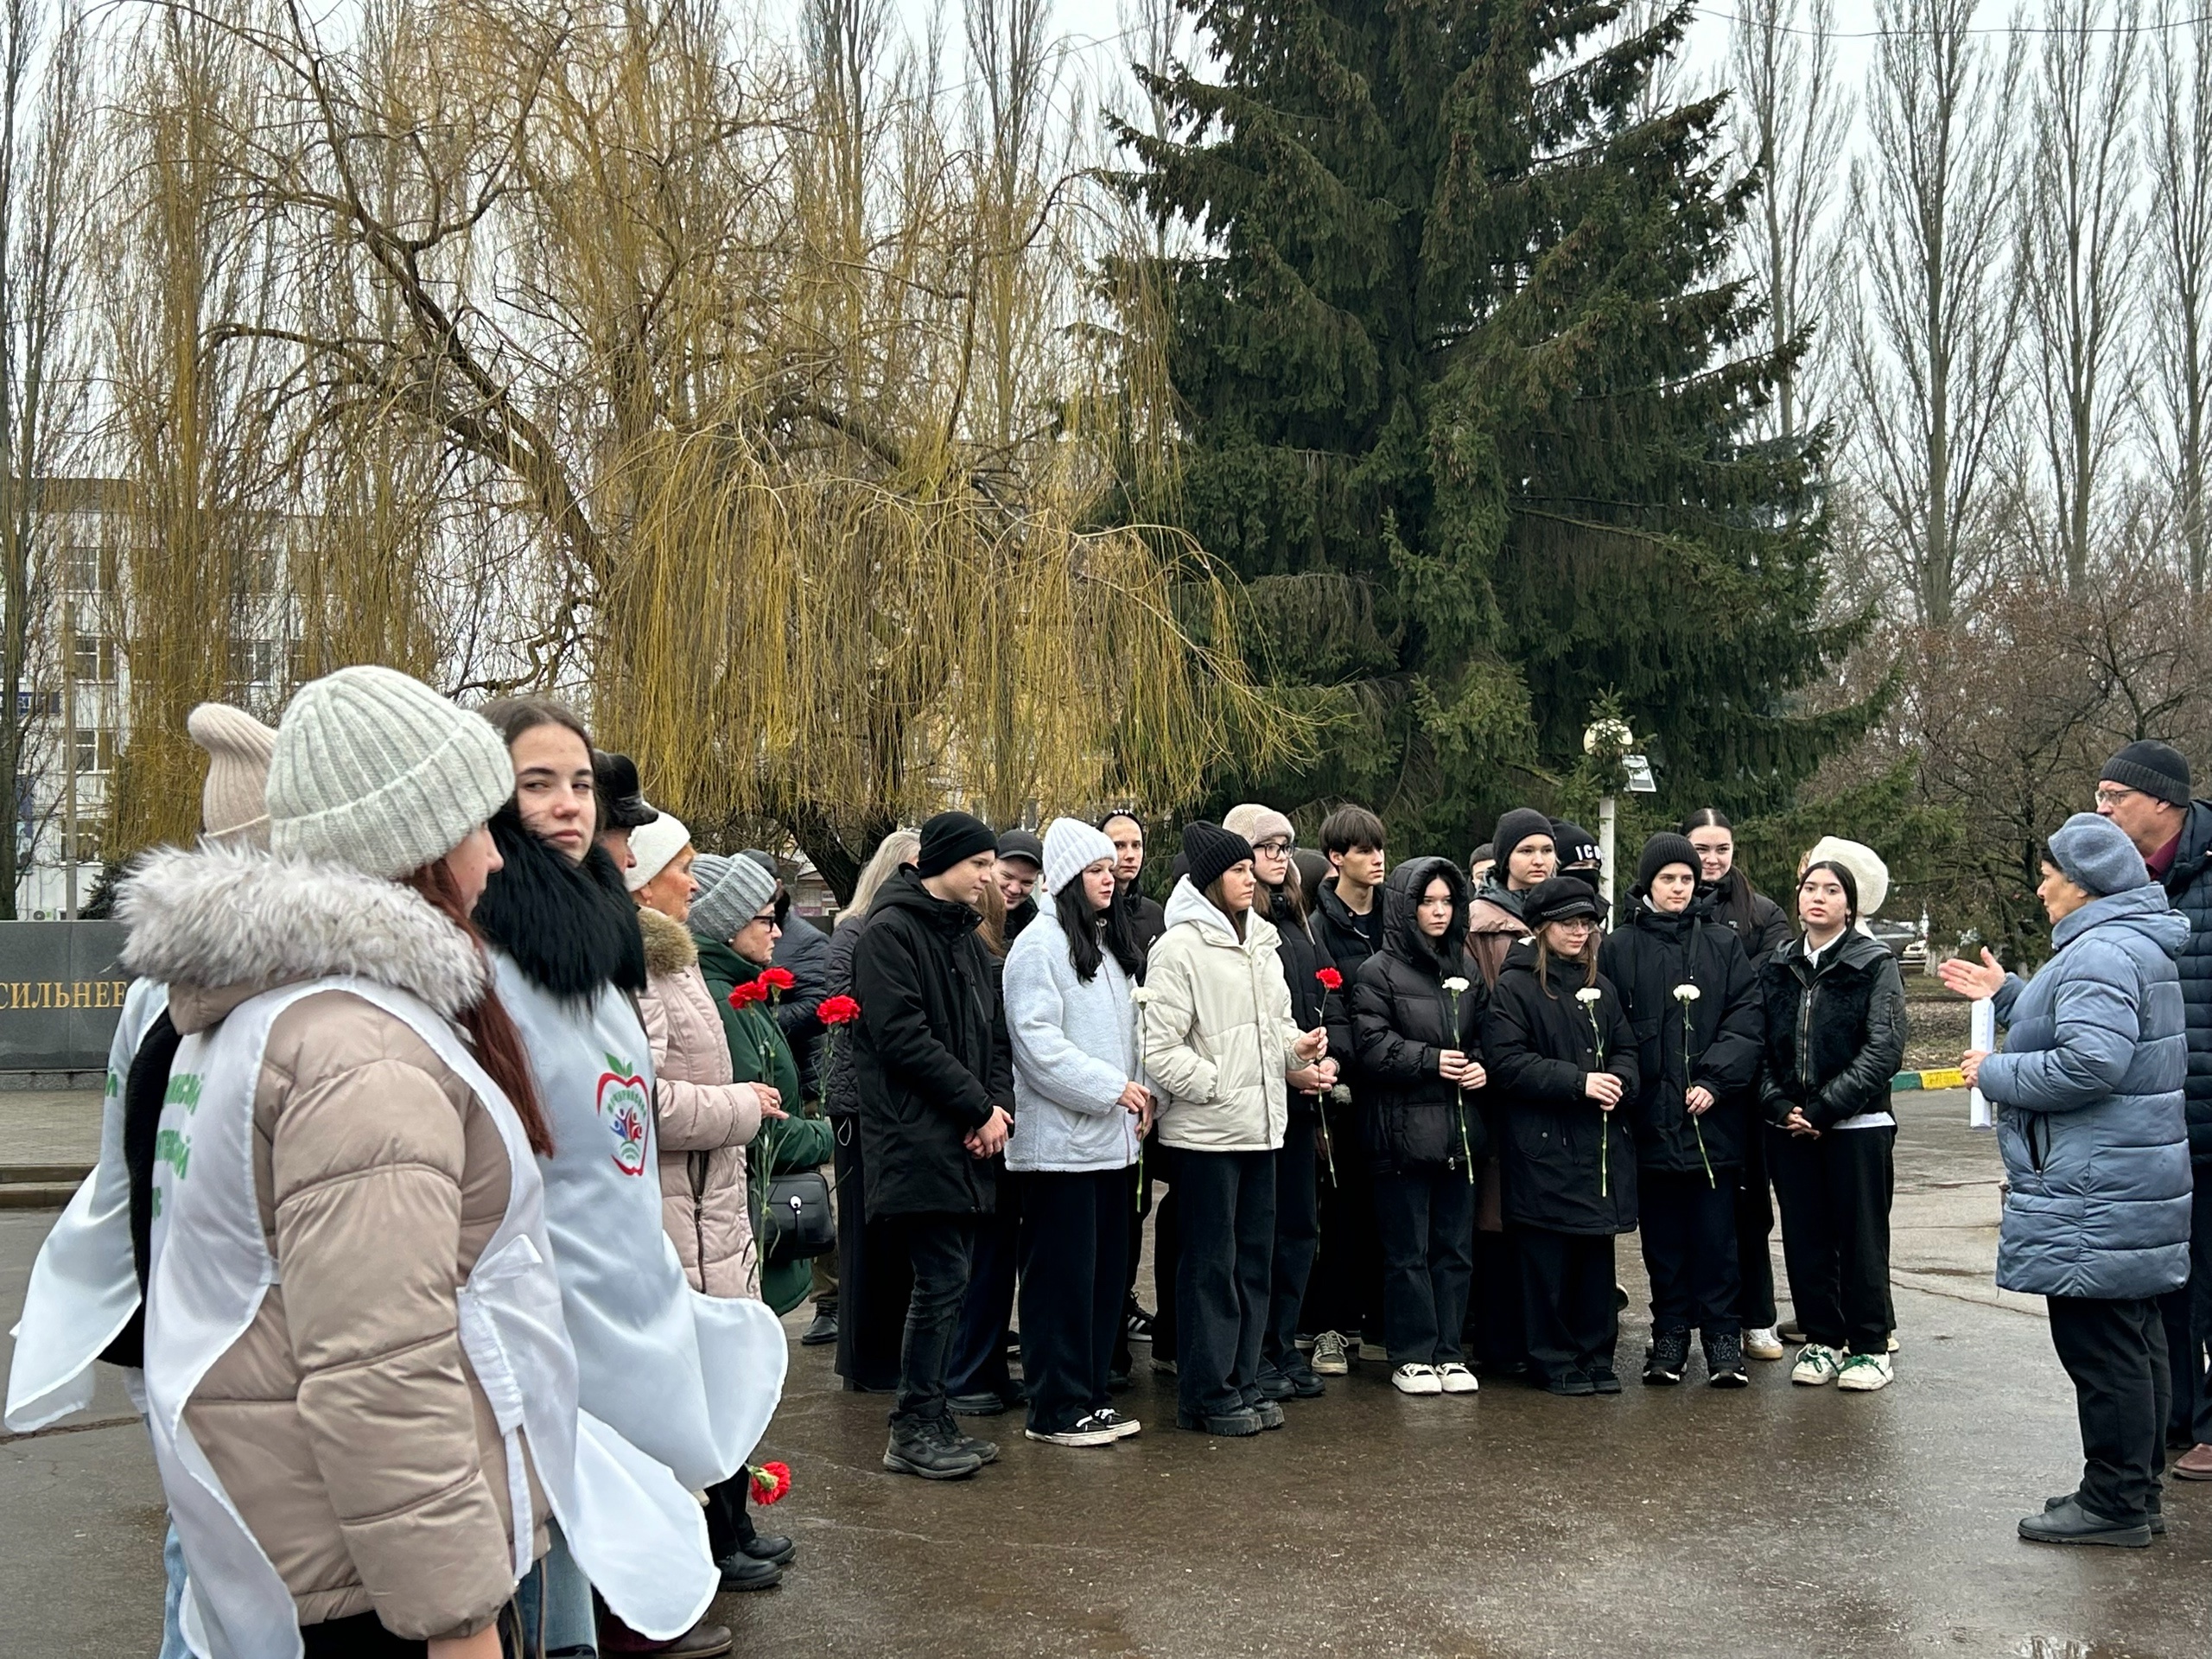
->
xmin=1757 ymin=930 xmax=1909 ymax=1130
xmin=1002 ymin=907 xmax=1142 ymax=1173
xmin=1482 ymin=938 xmax=1641 ymax=1234
xmin=1599 ymin=898 xmax=1764 ymax=1175
xmin=849 ymin=866 xmax=1014 ymax=1216
xmin=1141 ymin=876 xmax=1306 ymax=1153
xmin=1979 ymin=884 xmax=2193 ymax=1300
xmin=637 ymin=907 xmax=763 ymax=1300
xmin=1263 ymin=882 xmax=1351 ymax=1115
xmin=1465 ymin=880 xmax=1530 ymax=989
xmin=1351 ymin=858 xmax=1490 ymax=1172
xmin=2157 ymin=799 xmax=2212 ymax=1160
xmin=1311 ymin=875 xmax=1385 ymax=988
xmin=114 ymin=846 xmax=545 ymax=1642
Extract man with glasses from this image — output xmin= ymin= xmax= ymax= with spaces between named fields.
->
xmin=2095 ymin=742 xmax=2212 ymax=1478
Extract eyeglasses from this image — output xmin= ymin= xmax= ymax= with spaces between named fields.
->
xmin=1554 ymin=918 xmax=1598 ymax=933
xmin=747 ymin=911 xmax=780 ymax=928
xmin=1253 ymin=838 xmax=1294 ymax=855
xmin=2094 ymin=786 xmax=2139 ymax=808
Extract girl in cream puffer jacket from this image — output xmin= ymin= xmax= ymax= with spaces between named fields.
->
xmin=638 ymin=906 xmax=767 ymax=1300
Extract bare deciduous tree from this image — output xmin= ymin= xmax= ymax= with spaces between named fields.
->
xmin=1846 ymin=0 xmax=2024 ymax=628
xmin=2147 ymin=0 xmax=2212 ymax=595
xmin=1730 ymin=0 xmax=1852 ymax=445
xmin=2020 ymin=0 xmax=2142 ymax=594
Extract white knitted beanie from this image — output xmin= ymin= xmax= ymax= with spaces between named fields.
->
xmin=187 ymin=702 xmax=277 ymax=850
xmin=268 ymin=666 xmax=516 ymax=878
xmin=1042 ymin=817 xmax=1118 ymax=898
xmin=1223 ymin=802 xmax=1295 ymax=849
xmin=626 ymin=811 xmax=692 ymax=892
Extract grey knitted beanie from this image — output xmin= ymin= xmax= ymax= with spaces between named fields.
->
xmin=268 ymin=666 xmax=515 ymax=878
xmin=689 ymin=851 xmax=778 ymax=944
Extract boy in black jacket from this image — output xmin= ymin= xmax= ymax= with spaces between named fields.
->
xmin=851 ymin=811 xmax=1015 ymax=1479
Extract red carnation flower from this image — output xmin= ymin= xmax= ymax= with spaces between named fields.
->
xmin=1316 ymin=968 xmax=1344 ymax=991
xmin=747 ymin=1460 xmax=792 ymax=1505
xmin=760 ymin=966 xmax=797 ymax=994
xmin=818 ymin=994 xmax=861 ymax=1026
xmin=728 ymin=982 xmax=766 ymax=1009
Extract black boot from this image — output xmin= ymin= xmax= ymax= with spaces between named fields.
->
xmin=715 ymin=1553 xmax=784 ymax=1592
xmin=800 ymin=1306 xmax=838 ymax=1347
xmin=882 ymin=1417 xmax=982 ymax=1480
xmin=2018 ymin=1496 xmax=2153 ymax=1548
xmin=2044 ymin=1491 xmax=2166 ymax=1535
xmin=1643 ymin=1327 xmax=1688 ymax=1386
xmin=1702 ymin=1329 xmax=1748 ymax=1389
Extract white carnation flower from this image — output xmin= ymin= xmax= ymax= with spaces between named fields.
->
xmin=1442 ymin=976 xmax=1471 ymax=995
xmin=1574 ymin=988 xmax=1603 ymax=1005
xmin=1672 ymin=983 xmax=1701 ymax=1002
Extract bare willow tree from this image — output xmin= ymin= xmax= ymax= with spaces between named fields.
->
xmin=2019 ymin=0 xmax=2142 ymax=593
xmin=101 ymin=0 xmax=1293 ymax=892
xmin=2148 ymin=0 xmax=2212 ymax=595
xmin=1729 ymin=0 xmax=1851 ymax=445
xmin=0 ymin=0 xmax=89 ymax=913
xmin=1846 ymin=0 xmax=2025 ymax=628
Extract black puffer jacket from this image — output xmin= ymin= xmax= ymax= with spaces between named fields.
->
xmin=1312 ymin=876 xmax=1385 ymax=988
xmin=1696 ymin=875 xmax=1792 ymax=966
xmin=823 ymin=910 xmax=871 ymax=1120
xmin=1599 ymin=900 xmax=1764 ymax=1175
xmin=1263 ymin=884 xmax=1351 ymax=1116
xmin=1351 ymin=858 xmax=1490 ymax=1173
xmin=1758 ymin=930 xmax=1909 ymax=1130
xmin=849 ymin=867 xmax=1014 ymax=1217
xmin=1483 ymin=939 xmax=1640 ymax=1234
xmin=2160 ymin=800 xmax=2212 ymax=1160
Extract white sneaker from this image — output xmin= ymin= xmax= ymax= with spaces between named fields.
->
xmin=1391 ymin=1363 xmax=1443 ymax=1395
xmin=1836 ymin=1351 xmax=1895 ymax=1392
xmin=1436 ymin=1363 xmax=1480 ymax=1395
xmin=1360 ymin=1337 xmax=1393 ymax=1363
xmin=1743 ymin=1325 xmax=1785 ymax=1362
xmin=1790 ymin=1344 xmax=1843 ymax=1386
xmin=1025 ymin=1412 xmax=1120 ymax=1446
xmin=1886 ymin=1332 xmax=1900 ymax=1354
xmin=1310 ymin=1331 xmax=1350 ymax=1376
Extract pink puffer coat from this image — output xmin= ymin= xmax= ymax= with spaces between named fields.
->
xmin=637 ymin=906 xmax=765 ymax=1299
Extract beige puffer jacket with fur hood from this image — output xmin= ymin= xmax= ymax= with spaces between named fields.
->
xmin=114 ymin=845 xmax=547 ymax=1643
xmin=636 ymin=906 xmax=764 ymax=1300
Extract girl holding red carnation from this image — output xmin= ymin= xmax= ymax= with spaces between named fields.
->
xmin=1223 ymin=804 xmax=1351 ymax=1406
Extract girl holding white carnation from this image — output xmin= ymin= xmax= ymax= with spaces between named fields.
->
xmin=1351 ymin=858 xmax=1490 ymax=1396
xmin=1599 ymin=835 xmax=1765 ymax=1389
xmin=1482 ymin=878 xmax=1641 ymax=1395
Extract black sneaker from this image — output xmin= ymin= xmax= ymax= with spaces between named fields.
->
xmin=1175 ymin=1406 xmax=1264 ymax=1435
xmin=938 ymin=1414 xmax=1001 ymax=1465
xmin=947 ymin=1390 xmax=1010 ymax=1416
xmin=1703 ymin=1330 xmax=1749 ymax=1389
xmin=1255 ymin=1364 xmax=1296 ymax=1402
xmin=1588 ymin=1365 xmax=1623 ymax=1395
xmin=715 ymin=1553 xmax=784 ymax=1592
xmin=2019 ymin=1496 xmax=2152 ymax=1548
xmin=1126 ymin=1306 xmax=1155 ymax=1344
xmin=1643 ymin=1328 xmax=1688 ymax=1387
xmin=1275 ymin=1351 xmax=1326 ymax=1398
xmin=1542 ymin=1370 xmax=1597 ymax=1397
xmin=800 ymin=1307 xmax=838 ymax=1347
xmin=2046 ymin=1491 xmax=2165 ymax=1535
xmin=882 ymin=1420 xmax=982 ymax=1479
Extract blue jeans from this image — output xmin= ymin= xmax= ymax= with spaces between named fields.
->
xmin=515 ymin=1520 xmax=597 ymax=1656
xmin=161 ymin=1522 xmax=188 ymax=1659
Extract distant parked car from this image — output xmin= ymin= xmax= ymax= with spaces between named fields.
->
xmin=1869 ymin=918 xmax=1928 ymax=969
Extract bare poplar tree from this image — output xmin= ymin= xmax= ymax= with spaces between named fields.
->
xmin=0 ymin=0 xmax=90 ymax=915
xmin=2147 ymin=0 xmax=2212 ymax=595
xmin=2020 ymin=0 xmax=2142 ymax=593
xmin=1729 ymin=0 xmax=1852 ymax=444
xmin=1847 ymin=0 xmax=2026 ymax=628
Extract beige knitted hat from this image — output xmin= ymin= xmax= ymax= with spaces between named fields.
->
xmin=186 ymin=702 xmax=277 ymax=850
xmin=268 ymin=666 xmax=515 ymax=878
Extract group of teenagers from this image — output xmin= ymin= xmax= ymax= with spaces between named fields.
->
xmin=3 ymin=659 xmax=2205 ymax=1659
xmin=825 ymin=796 xmax=1923 ymax=1472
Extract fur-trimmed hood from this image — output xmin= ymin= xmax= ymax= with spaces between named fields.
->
xmin=115 ymin=842 xmax=487 ymax=1028
xmin=473 ymin=807 xmax=650 ymax=1003
xmin=637 ymin=904 xmax=699 ymax=977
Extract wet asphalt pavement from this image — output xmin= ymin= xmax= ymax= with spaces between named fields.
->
xmin=5 ymin=1090 xmax=2208 ymax=1659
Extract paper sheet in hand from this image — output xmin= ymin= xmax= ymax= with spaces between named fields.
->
xmin=1968 ymin=998 xmax=1994 ymax=1129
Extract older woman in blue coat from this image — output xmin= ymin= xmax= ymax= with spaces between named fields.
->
xmin=1946 ymin=812 xmax=2192 ymax=1548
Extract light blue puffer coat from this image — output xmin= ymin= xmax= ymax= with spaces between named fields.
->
xmin=1980 ymin=883 xmax=2194 ymax=1300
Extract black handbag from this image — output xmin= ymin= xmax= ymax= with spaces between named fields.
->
xmin=760 ymin=1169 xmax=836 ymax=1263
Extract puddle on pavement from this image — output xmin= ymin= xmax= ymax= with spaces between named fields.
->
xmin=2016 ymin=1639 xmax=2133 ymax=1659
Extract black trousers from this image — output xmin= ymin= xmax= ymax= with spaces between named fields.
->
xmin=1735 ymin=1119 xmax=1779 ymax=1328
xmin=1768 ymin=1123 xmax=1893 ymax=1354
xmin=703 ymin=1469 xmax=758 ymax=1560
xmin=1303 ymin=1110 xmax=1384 ymax=1339
xmin=1467 ymin=1162 xmax=1526 ymax=1370
xmin=301 ymin=1612 xmax=426 ymax=1656
xmin=1173 ymin=1147 xmax=1277 ymax=1418
xmin=890 ymin=1214 xmax=978 ymax=1431
xmin=1019 ymin=1167 xmax=1131 ymax=1433
xmin=2157 ymin=1170 xmax=2212 ymax=1446
xmin=1113 ymin=1149 xmax=1154 ymax=1373
xmin=1641 ymin=1168 xmax=1744 ymax=1336
xmin=1263 ymin=1111 xmax=1323 ymax=1366
xmin=1374 ymin=1163 xmax=1477 ymax=1365
xmin=833 ymin=1116 xmax=911 ymax=1392
xmin=1152 ymin=1179 xmax=1182 ymax=1358
xmin=1516 ymin=1226 xmax=1618 ymax=1381
xmin=2049 ymin=1294 xmax=2171 ymax=1525
xmin=949 ymin=1168 xmax=1020 ymax=1398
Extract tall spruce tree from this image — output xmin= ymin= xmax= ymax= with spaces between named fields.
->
xmin=1110 ymin=0 xmax=1871 ymax=849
